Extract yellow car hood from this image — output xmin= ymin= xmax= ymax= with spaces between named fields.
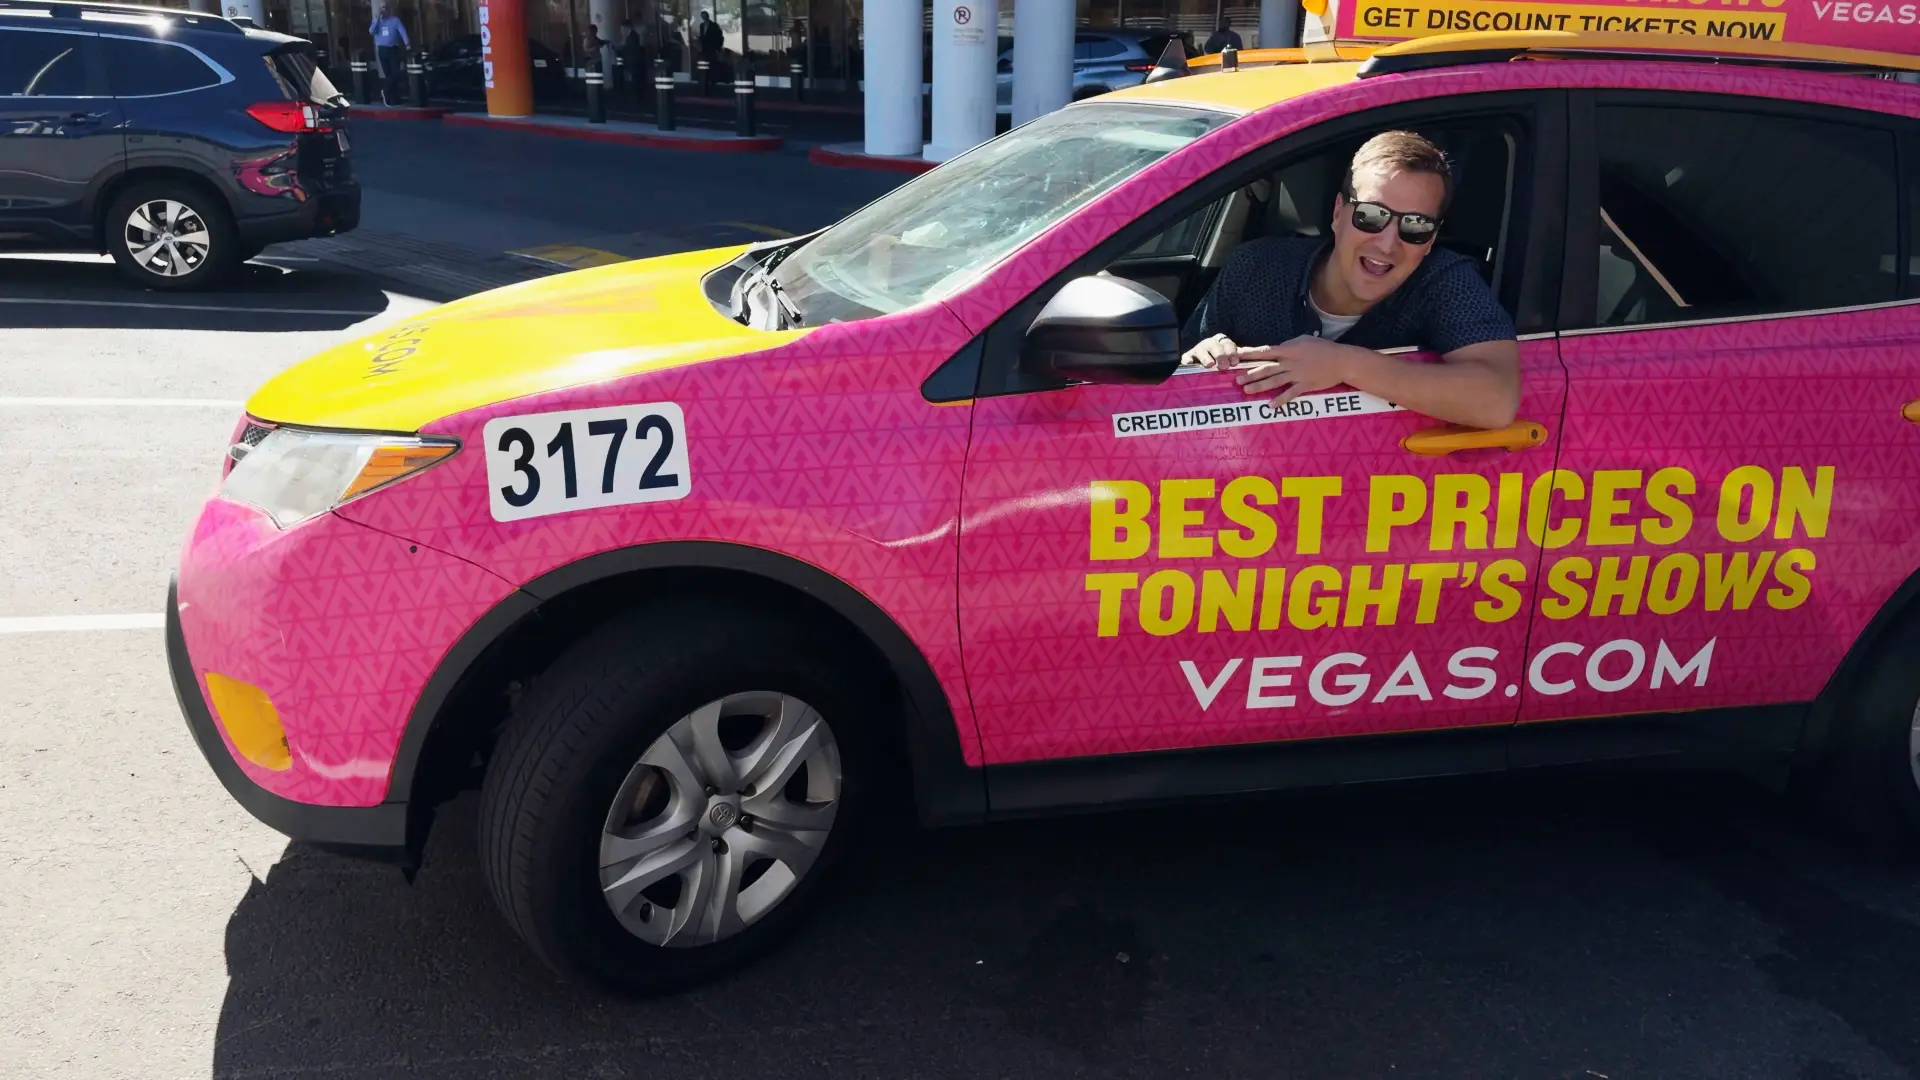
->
xmin=246 ymin=246 xmax=807 ymax=432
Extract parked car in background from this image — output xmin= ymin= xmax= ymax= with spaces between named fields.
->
xmin=995 ymin=30 xmax=1185 ymax=116
xmin=423 ymin=34 xmax=572 ymax=103
xmin=0 ymin=0 xmax=359 ymax=289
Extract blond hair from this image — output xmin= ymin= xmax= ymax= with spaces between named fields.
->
xmin=1345 ymin=130 xmax=1453 ymax=215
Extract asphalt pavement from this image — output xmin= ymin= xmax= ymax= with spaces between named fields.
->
xmin=4 ymin=125 xmax=1920 ymax=1080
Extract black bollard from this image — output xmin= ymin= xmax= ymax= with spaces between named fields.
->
xmin=789 ymin=59 xmax=804 ymax=102
xmin=654 ymin=59 xmax=676 ymax=131
xmin=697 ymin=57 xmax=712 ymax=97
xmin=406 ymin=56 xmax=425 ymax=105
xmin=350 ymin=58 xmax=369 ymax=104
xmin=1221 ymin=44 xmax=1238 ymax=71
xmin=585 ymin=70 xmax=606 ymax=122
xmin=734 ymin=76 xmax=755 ymax=137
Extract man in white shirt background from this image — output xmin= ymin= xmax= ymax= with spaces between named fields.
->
xmin=371 ymin=4 xmax=411 ymax=106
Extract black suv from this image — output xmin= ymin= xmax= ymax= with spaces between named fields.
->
xmin=0 ymin=1 xmax=359 ymax=289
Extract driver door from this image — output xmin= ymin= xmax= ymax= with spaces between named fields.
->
xmin=956 ymin=95 xmax=1570 ymax=800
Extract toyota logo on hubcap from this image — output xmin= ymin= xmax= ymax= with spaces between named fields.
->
xmin=708 ymin=803 xmax=739 ymax=829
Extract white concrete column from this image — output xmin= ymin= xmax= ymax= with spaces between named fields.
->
xmin=590 ymin=0 xmax=620 ymax=78
xmin=1259 ymin=0 xmax=1297 ymax=49
xmin=863 ymin=0 xmax=925 ymax=157
xmin=1010 ymin=0 xmax=1071 ymax=126
xmin=925 ymin=0 xmax=998 ymax=161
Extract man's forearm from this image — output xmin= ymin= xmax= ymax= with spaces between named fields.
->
xmin=1338 ymin=344 xmax=1520 ymax=430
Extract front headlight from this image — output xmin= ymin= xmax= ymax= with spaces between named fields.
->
xmin=221 ymin=424 xmax=459 ymax=529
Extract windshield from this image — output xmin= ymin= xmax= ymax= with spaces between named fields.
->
xmin=770 ymin=102 xmax=1233 ymax=324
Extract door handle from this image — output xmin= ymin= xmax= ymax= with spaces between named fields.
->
xmin=1904 ymin=399 xmax=1920 ymax=424
xmin=1401 ymin=420 xmax=1549 ymax=457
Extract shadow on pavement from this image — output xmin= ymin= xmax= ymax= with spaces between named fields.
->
xmin=0 ymin=254 xmax=395 ymax=332
xmin=212 ymin=774 xmax=1920 ymax=1080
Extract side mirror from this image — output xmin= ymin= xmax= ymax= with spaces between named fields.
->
xmin=1022 ymin=275 xmax=1180 ymax=386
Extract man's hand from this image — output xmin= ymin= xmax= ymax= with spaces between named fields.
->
xmin=1230 ymin=335 xmax=1355 ymax=408
xmin=1181 ymin=333 xmax=1238 ymax=371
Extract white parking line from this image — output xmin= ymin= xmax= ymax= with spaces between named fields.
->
xmin=0 ymin=297 xmax=378 ymax=316
xmin=0 ymin=614 xmax=164 ymax=633
xmin=0 ymin=397 xmax=243 ymax=407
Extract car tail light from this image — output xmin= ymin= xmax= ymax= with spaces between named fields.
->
xmin=245 ymin=100 xmax=331 ymax=133
xmin=1125 ymin=62 xmax=1153 ymax=72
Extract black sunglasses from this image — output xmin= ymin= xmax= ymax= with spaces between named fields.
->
xmin=1342 ymin=188 xmax=1441 ymax=245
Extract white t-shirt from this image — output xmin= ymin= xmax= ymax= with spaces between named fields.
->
xmin=1307 ymin=292 xmax=1361 ymax=341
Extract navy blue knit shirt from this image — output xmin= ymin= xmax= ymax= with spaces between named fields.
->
xmin=1181 ymin=237 xmax=1516 ymax=354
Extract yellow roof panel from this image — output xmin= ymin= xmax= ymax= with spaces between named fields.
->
xmin=1102 ymin=60 xmax=1363 ymax=113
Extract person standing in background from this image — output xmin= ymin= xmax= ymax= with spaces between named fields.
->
xmin=619 ymin=19 xmax=647 ymax=99
xmin=370 ymin=3 xmax=410 ymax=105
xmin=696 ymin=10 xmax=722 ymax=80
xmin=1203 ymin=16 xmax=1242 ymax=53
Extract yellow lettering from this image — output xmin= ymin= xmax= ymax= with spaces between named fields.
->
xmin=1646 ymin=553 xmax=1699 ymax=615
xmin=1774 ymin=466 xmax=1835 ymax=541
xmin=1527 ymin=470 xmax=1584 ymax=550
xmin=1139 ymin=569 xmax=1196 ymax=636
xmin=1090 ymin=480 xmax=1151 ymax=561
xmin=1158 ymin=479 xmax=1214 ymax=559
xmin=1586 ymin=470 xmax=1642 ymax=546
xmin=1406 ymin=562 xmax=1458 ymax=624
xmin=1642 ymin=467 xmax=1696 ymax=546
xmin=1493 ymin=472 xmax=1524 ymax=549
xmin=1219 ymin=476 xmax=1279 ymax=559
xmin=1283 ymin=476 xmax=1342 ymax=556
xmin=1084 ymin=572 xmax=1138 ymax=637
xmin=1767 ymin=548 xmax=1816 ymax=610
xmin=1541 ymin=556 xmax=1595 ymax=621
xmin=1717 ymin=466 xmax=1774 ymax=542
xmin=1703 ymin=551 xmax=1776 ymax=611
xmin=1430 ymin=475 xmax=1491 ymax=551
xmin=1257 ymin=566 xmax=1287 ymax=630
xmin=1589 ymin=555 xmax=1651 ymax=617
xmin=1288 ymin=565 xmax=1342 ymax=630
xmin=1366 ymin=475 xmax=1427 ymax=554
xmin=1344 ymin=564 xmax=1406 ymax=627
xmin=1198 ymin=568 xmax=1257 ymax=632
xmin=1474 ymin=558 xmax=1527 ymax=623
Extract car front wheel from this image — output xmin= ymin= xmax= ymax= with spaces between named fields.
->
xmin=478 ymin=603 xmax=872 ymax=994
xmin=1804 ymin=614 xmax=1920 ymax=849
xmin=106 ymin=183 xmax=238 ymax=290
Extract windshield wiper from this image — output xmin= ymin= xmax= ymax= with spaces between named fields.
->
xmin=740 ymin=262 xmax=804 ymax=329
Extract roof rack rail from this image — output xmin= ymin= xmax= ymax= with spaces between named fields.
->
xmin=0 ymin=0 xmax=243 ymax=31
xmin=1352 ymin=31 xmax=1920 ymax=77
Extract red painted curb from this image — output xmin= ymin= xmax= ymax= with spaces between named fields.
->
xmin=807 ymin=145 xmax=937 ymax=175
xmin=347 ymin=106 xmax=450 ymax=120
xmin=442 ymin=113 xmax=782 ymax=152
xmin=675 ymin=94 xmax=862 ymax=116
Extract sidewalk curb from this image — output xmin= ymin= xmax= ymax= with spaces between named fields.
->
xmin=808 ymin=144 xmax=937 ymax=175
xmin=348 ymin=105 xmax=451 ymax=120
xmin=442 ymin=113 xmax=782 ymax=152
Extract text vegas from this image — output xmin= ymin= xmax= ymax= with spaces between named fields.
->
xmin=1179 ymin=638 xmax=1717 ymax=711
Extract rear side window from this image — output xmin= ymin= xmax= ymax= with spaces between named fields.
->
xmin=1075 ymin=36 xmax=1128 ymax=60
xmin=267 ymin=46 xmax=343 ymax=105
xmin=0 ymin=28 xmax=93 ymax=96
xmin=99 ymin=36 xmax=220 ymax=96
xmin=1592 ymin=104 xmax=1897 ymax=327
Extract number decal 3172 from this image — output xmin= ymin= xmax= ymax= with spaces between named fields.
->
xmin=483 ymin=403 xmax=691 ymax=522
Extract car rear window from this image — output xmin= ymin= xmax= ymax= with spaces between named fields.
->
xmin=266 ymin=45 xmax=343 ymax=105
xmin=99 ymin=36 xmax=221 ymax=96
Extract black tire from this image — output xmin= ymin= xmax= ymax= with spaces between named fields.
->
xmin=478 ymin=602 xmax=876 ymax=994
xmin=105 ymin=182 xmax=238 ymax=291
xmin=1803 ymin=615 xmax=1920 ymax=849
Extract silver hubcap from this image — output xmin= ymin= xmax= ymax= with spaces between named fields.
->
xmin=1907 ymin=697 xmax=1920 ymax=793
xmin=600 ymin=692 xmax=841 ymax=948
xmin=124 ymin=199 xmax=211 ymax=277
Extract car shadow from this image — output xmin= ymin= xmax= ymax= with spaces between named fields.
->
xmin=0 ymin=253 xmax=395 ymax=332
xmin=210 ymin=774 xmax=1920 ymax=1079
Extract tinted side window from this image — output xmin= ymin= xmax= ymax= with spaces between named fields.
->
xmin=1079 ymin=36 xmax=1128 ymax=59
xmin=0 ymin=29 xmax=93 ymax=96
xmin=1593 ymin=105 xmax=1896 ymax=327
xmin=100 ymin=36 xmax=220 ymax=96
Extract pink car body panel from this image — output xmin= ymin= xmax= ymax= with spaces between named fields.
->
xmin=174 ymin=57 xmax=1920 ymax=811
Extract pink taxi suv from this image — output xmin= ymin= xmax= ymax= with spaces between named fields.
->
xmin=173 ymin=31 xmax=1920 ymax=993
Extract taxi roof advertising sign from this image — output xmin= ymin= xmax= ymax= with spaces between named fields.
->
xmin=1300 ymin=0 xmax=1920 ymax=55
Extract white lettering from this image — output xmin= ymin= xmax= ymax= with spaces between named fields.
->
xmin=1371 ymin=652 xmax=1433 ymax=704
xmin=1650 ymin=638 xmax=1716 ymax=689
xmin=1812 ymin=0 xmax=1833 ymax=14
xmin=1309 ymin=652 xmax=1371 ymax=707
xmin=1443 ymin=646 xmax=1500 ymax=701
xmin=1179 ymin=659 xmax=1243 ymax=711
xmin=1586 ymin=639 xmax=1647 ymax=694
xmin=1246 ymin=656 xmax=1302 ymax=709
xmin=1529 ymin=642 xmax=1584 ymax=697
xmin=1878 ymin=4 xmax=1896 ymax=21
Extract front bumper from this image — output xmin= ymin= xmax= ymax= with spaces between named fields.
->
xmin=168 ymin=576 xmax=407 ymax=850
